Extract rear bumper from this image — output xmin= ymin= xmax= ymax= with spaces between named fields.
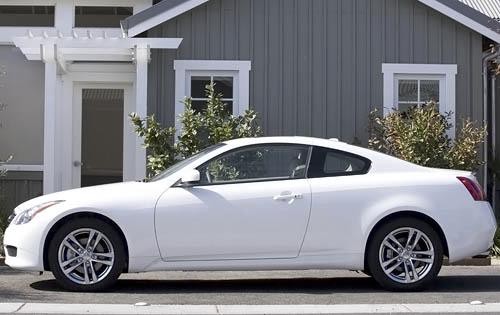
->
xmin=446 ymin=202 xmax=497 ymax=262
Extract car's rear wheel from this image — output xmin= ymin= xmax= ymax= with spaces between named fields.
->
xmin=48 ymin=217 xmax=125 ymax=291
xmin=367 ymin=217 xmax=443 ymax=291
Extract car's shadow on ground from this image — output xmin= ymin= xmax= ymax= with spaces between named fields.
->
xmin=29 ymin=275 xmax=500 ymax=294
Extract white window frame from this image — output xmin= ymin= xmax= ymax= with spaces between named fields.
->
xmin=187 ymin=71 xmax=238 ymax=112
xmin=174 ymin=60 xmax=251 ymax=134
xmin=382 ymin=63 xmax=457 ymax=136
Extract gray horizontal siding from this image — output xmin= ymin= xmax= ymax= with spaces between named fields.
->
xmin=0 ymin=172 xmax=42 ymax=215
xmin=147 ymin=0 xmax=484 ymax=145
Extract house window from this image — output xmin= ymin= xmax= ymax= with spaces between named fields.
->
xmin=0 ymin=6 xmax=55 ymax=27
xmin=74 ymin=6 xmax=133 ymax=28
xmin=189 ymin=74 xmax=234 ymax=113
xmin=174 ymin=60 xmax=251 ymax=134
xmin=382 ymin=64 xmax=457 ymax=135
xmin=396 ymin=76 xmax=442 ymax=112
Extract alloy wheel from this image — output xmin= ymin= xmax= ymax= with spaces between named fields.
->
xmin=57 ymin=228 xmax=115 ymax=285
xmin=378 ymin=227 xmax=435 ymax=284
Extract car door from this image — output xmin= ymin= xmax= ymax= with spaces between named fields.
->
xmin=300 ymin=146 xmax=372 ymax=255
xmin=155 ymin=143 xmax=312 ymax=261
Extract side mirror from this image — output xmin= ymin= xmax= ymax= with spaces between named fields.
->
xmin=179 ymin=169 xmax=200 ymax=187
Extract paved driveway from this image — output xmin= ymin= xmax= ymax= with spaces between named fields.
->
xmin=1 ymin=265 xmax=500 ymax=305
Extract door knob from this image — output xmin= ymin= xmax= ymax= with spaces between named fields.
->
xmin=73 ymin=160 xmax=84 ymax=167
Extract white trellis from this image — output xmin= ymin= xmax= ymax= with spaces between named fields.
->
xmin=12 ymin=30 xmax=182 ymax=193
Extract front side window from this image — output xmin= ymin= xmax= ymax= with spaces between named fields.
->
xmin=307 ymin=147 xmax=370 ymax=178
xmin=197 ymin=144 xmax=310 ymax=185
xmin=149 ymin=143 xmax=226 ymax=182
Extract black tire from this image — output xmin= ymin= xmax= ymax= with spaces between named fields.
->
xmin=367 ymin=217 xmax=443 ymax=291
xmin=48 ymin=217 xmax=126 ymax=292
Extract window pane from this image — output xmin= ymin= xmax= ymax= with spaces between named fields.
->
xmin=198 ymin=145 xmax=309 ymax=184
xmin=213 ymin=77 xmax=233 ymax=98
xmin=0 ymin=6 xmax=54 ymax=26
xmin=420 ymin=80 xmax=440 ymax=103
xmin=223 ymin=101 xmax=233 ymax=115
xmin=191 ymin=100 xmax=207 ymax=113
xmin=307 ymin=147 xmax=370 ymax=178
xmin=398 ymin=80 xmax=418 ymax=102
xmin=398 ymin=103 xmax=418 ymax=112
xmin=191 ymin=76 xmax=211 ymax=98
xmin=191 ymin=100 xmax=232 ymax=114
xmin=74 ymin=6 xmax=133 ymax=28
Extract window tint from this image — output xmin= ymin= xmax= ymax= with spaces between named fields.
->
xmin=307 ymin=147 xmax=370 ymax=178
xmin=198 ymin=144 xmax=309 ymax=184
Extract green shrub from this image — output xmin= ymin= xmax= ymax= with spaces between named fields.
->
xmin=131 ymin=82 xmax=262 ymax=176
xmin=492 ymin=227 xmax=500 ymax=257
xmin=368 ymin=103 xmax=486 ymax=171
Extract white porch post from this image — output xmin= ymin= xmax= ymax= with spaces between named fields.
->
xmin=133 ymin=45 xmax=148 ymax=180
xmin=42 ymin=44 xmax=58 ymax=194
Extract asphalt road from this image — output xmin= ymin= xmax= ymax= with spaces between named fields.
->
xmin=0 ymin=265 xmax=500 ymax=305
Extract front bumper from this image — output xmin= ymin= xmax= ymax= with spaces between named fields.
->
xmin=3 ymin=221 xmax=45 ymax=271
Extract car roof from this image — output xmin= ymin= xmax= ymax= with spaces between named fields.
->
xmin=222 ymin=136 xmax=422 ymax=173
xmin=223 ymin=136 xmax=335 ymax=147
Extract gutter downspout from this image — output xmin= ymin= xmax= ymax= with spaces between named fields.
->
xmin=482 ymin=47 xmax=500 ymax=198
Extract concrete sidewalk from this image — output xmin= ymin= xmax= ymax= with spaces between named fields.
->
xmin=1 ymin=302 xmax=500 ymax=315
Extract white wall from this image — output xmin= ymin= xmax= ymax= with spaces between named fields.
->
xmin=0 ymin=45 xmax=44 ymax=164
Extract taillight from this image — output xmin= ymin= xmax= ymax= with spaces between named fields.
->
xmin=457 ymin=176 xmax=485 ymax=201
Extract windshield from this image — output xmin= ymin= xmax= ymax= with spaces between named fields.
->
xmin=148 ymin=143 xmax=226 ymax=182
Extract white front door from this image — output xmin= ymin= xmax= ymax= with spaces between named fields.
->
xmin=155 ymin=144 xmax=312 ymax=261
xmin=72 ymin=83 xmax=133 ymax=188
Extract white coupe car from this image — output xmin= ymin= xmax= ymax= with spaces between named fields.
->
xmin=3 ymin=137 xmax=497 ymax=292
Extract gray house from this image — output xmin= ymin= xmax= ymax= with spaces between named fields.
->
xmin=1 ymin=0 xmax=500 ymax=216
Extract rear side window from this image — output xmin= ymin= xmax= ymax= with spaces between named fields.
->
xmin=307 ymin=146 xmax=370 ymax=178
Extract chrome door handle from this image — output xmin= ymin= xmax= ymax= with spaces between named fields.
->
xmin=273 ymin=193 xmax=303 ymax=201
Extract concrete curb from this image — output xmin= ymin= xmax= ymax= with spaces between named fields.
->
xmin=444 ymin=257 xmax=491 ymax=266
xmin=1 ymin=303 xmax=500 ymax=315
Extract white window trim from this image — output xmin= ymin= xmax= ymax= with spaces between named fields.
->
xmin=174 ymin=60 xmax=251 ymax=134
xmin=382 ymin=63 xmax=457 ymax=136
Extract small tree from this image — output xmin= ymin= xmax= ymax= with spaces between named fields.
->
xmin=368 ymin=103 xmax=486 ymax=171
xmin=131 ymin=83 xmax=261 ymax=176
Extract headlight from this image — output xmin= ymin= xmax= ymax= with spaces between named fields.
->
xmin=12 ymin=200 xmax=64 ymax=225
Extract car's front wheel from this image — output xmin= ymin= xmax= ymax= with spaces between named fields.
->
xmin=48 ymin=217 xmax=126 ymax=291
xmin=367 ymin=217 xmax=443 ymax=291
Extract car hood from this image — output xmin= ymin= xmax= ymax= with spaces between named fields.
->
xmin=13 ymin=181 xmax=149 ymax=214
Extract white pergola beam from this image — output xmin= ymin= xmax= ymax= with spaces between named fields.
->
xmin=132 ymin=45 xmax=148 ymax=180
xmin=13 ymin=37 xmax=183 ymax=49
